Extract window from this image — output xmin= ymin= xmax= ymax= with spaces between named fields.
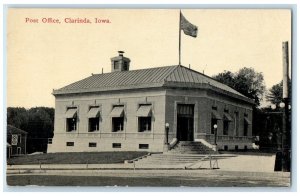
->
xmin=111 ymin=105 xmax=125 ymax=132
xmin=139 ymin=117 xmax=152 ymax=132
xmin=244 ymin=113 xmax=250 ymax=136
xmin=123 ymin=61 xmax=128 ymax=70
xmin=89 ymin=142 xmax=97 ymax=147
xmin=112 ymin=143 xmax=121 ymax=148
xmin=66 ymin=118 xmax=77 ymax=132
xmin=112 ymin=117 xmax=124 ymax=132
xmin=114 ymin=61 xmax=119 ymax=70
xmin=11 ymin=134 xmax=18 ymax=145
xmin=48 ymin=138 xmax=53 ymax=144
xmin=234 ymin=112 xmax=239 ymax=136
xmin=65 ymin=107 xmax=77 ymax=132
xmin=137 ymin=104 xmax=152 ymax=132
xmin=211 ymin=118 xmax=218 ymax=134
xmin=211 ymin=106 xmax=220 ymax=134
xmin=66 ymin=142 xmax=74 ymax=146
xmin=88 ymin=106 xmax=100 ymax=132
xmin=235 ymin=145 xmax=239 ymax=151
xmin=223 ymin=110 xmax=232 ymax=135
xmin=224 ymin=145 xmax=228 ymax=151
xmin=244 ymin=121 xmax=248 ymax=136
xmin=139 ymin=144 xmax=149 ymax=149
xmin=89 ymin=118 xmax=99 ymax=132
xmin=18 ymin=134 xmax=22 ymax=144
xmin=223 ymin=121 xmax=229 ymax=135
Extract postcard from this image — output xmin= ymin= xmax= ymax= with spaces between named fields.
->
xmin=6 ymin=7 xmax=292 ymax=188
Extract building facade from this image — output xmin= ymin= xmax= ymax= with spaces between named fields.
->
xmin=7 ymin=125 xmax=28 ymax=157
xmin=48 ymin=52 xmax=254 ymax=153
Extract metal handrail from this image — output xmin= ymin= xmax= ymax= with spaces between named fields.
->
xmin=184 ymin=154 xmax=219 ymax=169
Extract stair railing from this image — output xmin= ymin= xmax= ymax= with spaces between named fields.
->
xmin=168 ymin=138 xmax=179 ymax=150
xmin=184 ymin=154 xmax=219 ymax=170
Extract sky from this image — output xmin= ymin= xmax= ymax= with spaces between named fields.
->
xmin=7 ymin=9 xmax=291 ymax=108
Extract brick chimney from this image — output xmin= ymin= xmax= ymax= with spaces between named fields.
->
xmin=110 ymin=51 xmax=130 ymax=72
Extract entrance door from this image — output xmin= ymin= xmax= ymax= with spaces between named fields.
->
xmin=17 ymin=147 xmax=21 ymax=155
xmin=177 ymin=104 xmax=194 ymax=141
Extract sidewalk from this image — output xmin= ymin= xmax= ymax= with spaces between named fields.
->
xmin=6 ymin=154 xmax=288 ymax=178
xmin=188 ymin=154 xmax=276 ymax=172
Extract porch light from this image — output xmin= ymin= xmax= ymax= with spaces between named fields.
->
xmin=279 ymin=102 xmax=285 ymax=108
xmin=165 ymin=123 xmax=170 ymax=128
xmin=271 ymin=104 xmax=276 ymax=110
xmin=165 ymin=123 xmax=170 ymax=146
xmin=213 ymin=124 xmax=218 ymax=146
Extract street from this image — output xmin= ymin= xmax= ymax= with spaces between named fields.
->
xmin=6 ymin=170 xmax=290 ymax=187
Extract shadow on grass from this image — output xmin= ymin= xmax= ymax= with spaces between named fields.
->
xmin=7 ymin=151 xmax=148 ymax=165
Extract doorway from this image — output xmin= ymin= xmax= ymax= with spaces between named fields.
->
xmin=17 ymin=147 xmax=21 ymax=155
xmin=177 ymin=104 xmax=194 ymax=141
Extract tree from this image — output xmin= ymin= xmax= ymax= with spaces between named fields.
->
xmin=7 ymin=107 xmax=54 ymax=153
xmin=213 ymin=67 xmax=266 ymax=106
xmin=213 ymin=71 xmax=235 ymax=89
xmin=27 ymin=107 xmax=54 ymax=152
xmin=266 ymin=80 xmax=292 ymax=105
xmin=234 ymin=68 xmax=266 ymax=106
xmin=7 ymin=107 xmax=29 ymax=130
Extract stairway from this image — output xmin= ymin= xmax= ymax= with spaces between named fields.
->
xmin=168 ymin=141 xmax=217 ymax=154
xmin=133 ymin=141 xmax=218 ymax=167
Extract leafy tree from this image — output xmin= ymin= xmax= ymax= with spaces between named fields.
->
xmin=213 ymin=71 xmax=235 ymax=89
xmin=7 ymin=107 xmax=54 ymax=153
xmin=7 ymin=107 xmax=28 ymax=130
xmin=27 ymin=107 xmax=54 ymax=152
xmin=266 ymin=80 xmax=292 ymax=105
xmin=213 ymin=67 xmax=266 ymax=106
xmin=234 ymin=67 xmax=266 ymax=106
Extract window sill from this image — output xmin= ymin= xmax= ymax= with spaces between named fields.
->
xmin=66 ymin=131 xmax=77 ymax=133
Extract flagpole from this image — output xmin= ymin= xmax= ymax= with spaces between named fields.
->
xmin=179 ymin=10 xmax=182 ymax=65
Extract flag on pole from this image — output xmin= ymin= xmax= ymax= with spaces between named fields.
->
xmin=180 ymin=12 xmax=198 ymax=38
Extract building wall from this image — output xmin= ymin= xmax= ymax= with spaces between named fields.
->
xmin=205 ymin=90 xmax=253 ymax=150
xmin=165 ymin=88 xmax=253 ymax=150
xmin=7 ymin=133 xmax=27 ymax=156
xmin=48 ymin=87 xmax=254 ymax=153
xmin=165 ymin=88 xmax=207 ymax=142
xmin=48 ymin=89 xmax=166 ymax=152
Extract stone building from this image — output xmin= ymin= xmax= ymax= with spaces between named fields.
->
xmin=7 ymin=125 xmax=28 ymax=157
xmin=47 ymin=52 xmax=254 ymax=153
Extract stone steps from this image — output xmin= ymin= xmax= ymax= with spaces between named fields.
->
xmin=134 ymin=141 xmax=217 ymax=166
xmin=168 ymin=141 xmax=217 ymax=154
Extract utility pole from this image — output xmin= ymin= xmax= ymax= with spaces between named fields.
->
xmin=282 ymin=41 xmax=290 ymax=172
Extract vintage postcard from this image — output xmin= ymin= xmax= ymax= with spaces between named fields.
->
xmin=5 ymin=7 xmax=292 ymax=188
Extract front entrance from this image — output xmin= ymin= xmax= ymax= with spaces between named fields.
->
xmin=17 ymin=147 xmax=21 ymax=155
xmin=177 ymin=104 xmax=194 ymax=141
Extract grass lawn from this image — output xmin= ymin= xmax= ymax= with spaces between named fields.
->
xmin=7 ymin=151 xmax=148 ymax=165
